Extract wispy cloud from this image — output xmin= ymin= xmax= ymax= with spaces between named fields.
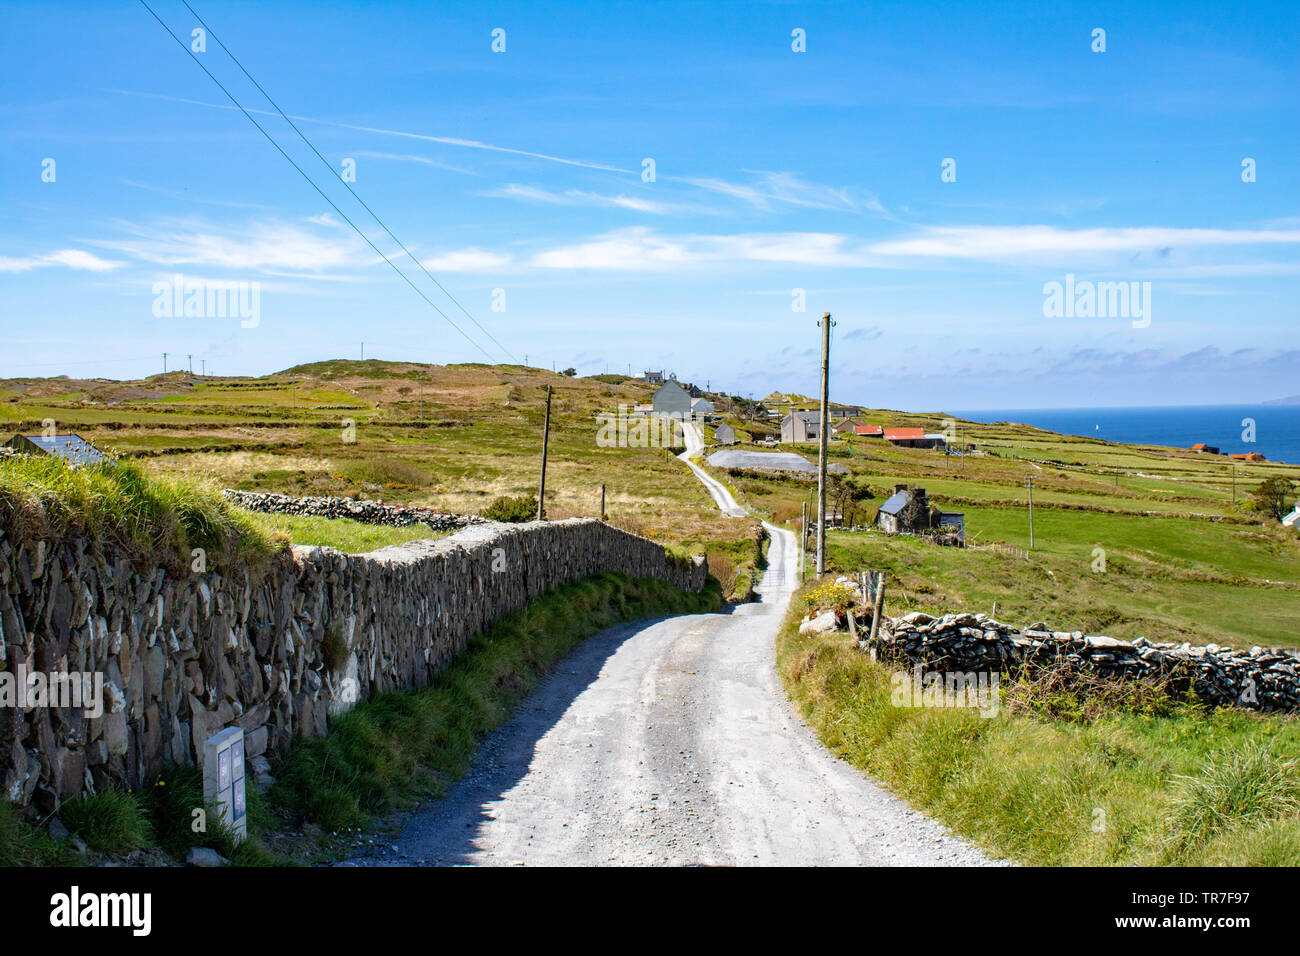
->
xmin=868 ymin=225 xmax=1300 ymax=260
xmin=419 ymin=249 xmax=512 ymax=272
xmin=673 ymin=170 xmax=869 ymax=213
xmin=351 ymin=151 xmax=479 ymax=176
xmin=108 ymin=89 xmax=635 ymax=173
xmin=482 ymin=183 xmax=678 ymax=215
xmin=529 ymin=227 xmax=877 ymax=270
xmin=0 ymin=249 xmax=122 ymax=273
xmin=86 ymin=217 xmax=360 ymax=273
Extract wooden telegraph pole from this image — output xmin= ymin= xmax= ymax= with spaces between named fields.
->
xmin=537 ymin=385 xmax=552 ymax=520
xmin=600 ymin=483 xmax=606 ymax=521
xmin=815 ymin=312 xmax=833 ymax=574
xmin=800 ymin=501 xmax=807 ymax=583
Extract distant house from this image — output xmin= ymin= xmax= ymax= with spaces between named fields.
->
xmin=643 ymin=370 xmax=665 ymax=385
xmin=652 ymin=380 xmax=693 ymax=417
xmin=876 ymin=484 xmax=963 ymax=542
xmin=690 ymin=396 xmax=715 ymax=419
xmin=5 ymin=432 xmax=110 ymax=467
xmin=884 ymin=427 xmax=943 ymax=449
xmin=780 ymin=410 xmax=821 ymax=443
xmin=855 ymin=424 xmax=884 ymax=437
xmin=828 ymin=404 xmax=864 ymax=418
xmin=877 ymin=485 xmax=925 ymax=534
xmin=713 ymin=423 xmax=735 ymax=445
xmin=1191 ymin=442 xmax=1221 ymax=455
xmin=831 ymin=418 xmax=863 ymax=435
xmin=1230 ymin=452 xmax=1268 ymax=462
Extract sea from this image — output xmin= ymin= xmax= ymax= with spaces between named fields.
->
xmin=947 ymin=404 xmax=1300 ymax=466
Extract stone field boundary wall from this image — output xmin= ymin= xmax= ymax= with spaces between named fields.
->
xmin=221 ymin=489 xmax=485 ymax=532
xmin=867 ymin=610 xmax=1299 ymax=712
xmin=0 ymin=518 xmax=707 ymax=814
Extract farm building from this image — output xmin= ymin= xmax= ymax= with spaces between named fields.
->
xmin=832 ymin=418 xmax=863 ymax=435
xmin=691 ymin=397 xmax=715 ymax=418
xmin=1230 ymin=452 xmax=1268 ymax=462
xmin=884 ymin=427 xmax=944 ymax=449
xmin=713 ymin=423 xmax=735 ymax=445
xmin=651 ymin=380 xmax=693 ymax=417
xmin=5 ymin=432 xmax=110 ymax=466
xmin=875 ymin=484 xmax=963 ymax=542
xmin=1191 ymin=442 xmax=1221 ymax=455
xmin=854 ymin=423 xmax=884 ymax=437
xmin=780 ymin=410 xmax=821 ymax=443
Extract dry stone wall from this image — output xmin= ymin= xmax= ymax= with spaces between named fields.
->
xmin=0 ymin=518 xmax=706 ymax=815
xmin=868 ymin=611 xmax=1299 ymax=712
xmin=222 ymin=490 xmax=484 ymax=532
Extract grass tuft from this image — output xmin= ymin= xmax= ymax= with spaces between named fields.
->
xmin=58 ymin=789 xmax=154 ymax=854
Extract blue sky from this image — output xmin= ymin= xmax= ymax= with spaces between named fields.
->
xmin=1 ymin=0 xmax=1297 ymax=409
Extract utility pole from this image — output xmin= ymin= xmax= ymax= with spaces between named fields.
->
xmin=162 ymin=353 xmax=167 ymax=376
xmin=1232 ymin=463 xmax=1236 ymax=505
xmin=1025 ymin=475 xmax=1035 ymax=549
xmin=815 ymin=312 xmax=833 ymax=574
xmin=201 ymin=359 xmax=205 ymax=377
xmin=361 ymin=342 xmax=364 ymax=361
xmin=600 ymin=483 xmax=606 ymax=521
xmin=187 ymin=354 xmax=192 ymax=377
xmin=537 ymin=385 xmax=552 ymax=521
xmin=800 ymin=501 xmax=807 ymax=582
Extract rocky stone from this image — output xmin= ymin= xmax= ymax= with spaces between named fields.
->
xmin=799 ymin=610 xmax=840 ymax=636
xmin=186 ymin=846 xmax=228 ymax=867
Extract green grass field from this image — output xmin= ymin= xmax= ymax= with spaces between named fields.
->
xmin=776 ymin=581 xmax=1300 ymax=866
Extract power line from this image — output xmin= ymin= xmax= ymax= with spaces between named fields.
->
xmin=137 ymin=0 xmax=499 ymax=365
xmin=182 ymin=0 xmax=516 ymax=364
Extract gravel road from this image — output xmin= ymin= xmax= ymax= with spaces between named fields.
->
xmin=345 ymin=449 xmax=996 ymax=864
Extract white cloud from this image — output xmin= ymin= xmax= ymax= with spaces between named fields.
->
xmin=0 ymin=249 xmax=122 ymax=273
xmin=529 ymin=227 xmax=876 ymax=270
xmin=482 ymin=183 xmax=678 ymax=215
xmin=88 ymin=218 xmax=360 ymax=273
xmin=419 ymin=248 xmax=512 ymax=272
xmin=868 ymin=225 xmax=1300 ymax=260
xmin=673 ymin=170 xmax=866 ymax=212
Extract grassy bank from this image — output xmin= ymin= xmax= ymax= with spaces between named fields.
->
xmin=776 ymin=579 xmax=1300 ymax=866
xmin=0 ymin=455 xmax=282 ymax=568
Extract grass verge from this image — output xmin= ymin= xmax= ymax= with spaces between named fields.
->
xmin=0 ymin=455 xmax=282 ymax=570
xmin=776 ymin=578 xmax=1300 ymax=865
xmin=270 ymin=572 xmax=721 ymax=833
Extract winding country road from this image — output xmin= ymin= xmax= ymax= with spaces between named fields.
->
xmin=346 ymin=421 xmax=993 ymax=866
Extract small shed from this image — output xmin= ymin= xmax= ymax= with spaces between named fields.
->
xmin=713 ymin=423 xmax=735 ymax=445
